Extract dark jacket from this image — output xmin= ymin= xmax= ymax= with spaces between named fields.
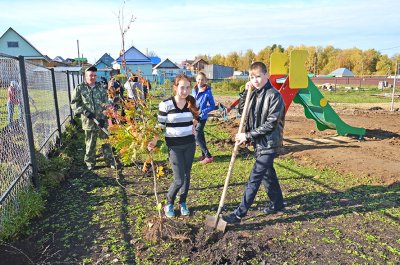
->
xmin=245 ymin=80 xmax=285 ymax=155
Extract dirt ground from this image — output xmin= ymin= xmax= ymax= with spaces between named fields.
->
xmin=1 ymin=97 xmax=399 ymax=264
xmin=215 ymin=96 xmax=400 ymax=185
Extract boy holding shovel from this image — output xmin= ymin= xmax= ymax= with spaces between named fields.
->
xmin=222 ymin=61 xmax=286 ymax=224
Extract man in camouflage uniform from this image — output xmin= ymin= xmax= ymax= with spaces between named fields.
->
xmin=71 ymin=66 xmax=115 ymax=170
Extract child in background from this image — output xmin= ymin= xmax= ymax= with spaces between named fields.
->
xmin=192 ymin=72 xmax=215 ymax=164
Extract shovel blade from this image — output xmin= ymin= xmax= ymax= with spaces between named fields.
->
xmin=215 ymin=216 xmax=227 ymax=232
xmin=205 ymin=214 xmax=218 ymax=228
xmin=205 ymin=214 xmax=227 ymax=232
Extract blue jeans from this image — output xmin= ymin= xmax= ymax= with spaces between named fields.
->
xmin=167 ymin=142 xmax=196 ymax=204
xmin=234 ymin=153 xmax=284 ymax=218
xmin=7 ymin=101 xmax=15 ymax=125
xmin=195 ymin=119 xmax=212 ymax=158
xmin=7 ymin=102 xmax=23 ymax=126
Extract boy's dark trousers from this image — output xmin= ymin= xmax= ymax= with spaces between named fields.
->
xmin=234 ymin=152 xmax=284 ymax=218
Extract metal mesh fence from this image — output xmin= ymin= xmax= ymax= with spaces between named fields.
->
xmin=54 ymin=71 xmax=71 ymax=130
xmin=25 ymin=61 xmax=59 ymax=154
xmin=0 ymin=55 xmax=32 ymax=229
xmin=0 ymin=55 xmax=80 ymax=231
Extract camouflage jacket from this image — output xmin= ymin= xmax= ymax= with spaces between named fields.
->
xmin=71 ymin=81 xmax=109 ymax=130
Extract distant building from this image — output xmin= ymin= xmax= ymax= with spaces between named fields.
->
xmin=94 ymin=53 xmax=115 ymax=81
xmin=180 ymin=59 xmax=194 ymax=70
xmin=114 ymin=46 xmax=152 ymax=78
xmin=191 ymin=57 xmax=208 ymax=74
xmin=0 ymin=27 xmax=49 ymax=66
xmin=53 ymin=56 xmax=66 ymax=63
xmin=232 ymin=70 xmax=249 ymax=79
xmin=329 ymin=68 xmax=354 ymax=77
xmin=149 ymin=56 xmax=161 ymax=67
xmin=153 ymin=58 xmax=181 ymax=84
xmin=203 ymin=64 xmax=234 ymax=80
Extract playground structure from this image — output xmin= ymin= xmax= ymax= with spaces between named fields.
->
xmin=218 ymin=50 xmax=366 ymax=139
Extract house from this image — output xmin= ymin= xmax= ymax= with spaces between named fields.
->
xmin=114 ymin=46 xmax=153 ymax=78
xmin=180 ymin=59 xmax=194 ymax=70
xmin=152 ymin=58 xmax=181 ymax=84
xmin=0 ymin=27 xmax=49 ymax=66
xmin=191 ymin=57 xmax=208 ymax=74
xmin=203 ymin=64 xmax=234 ymax=80
xmin=232 ymin=70 xmax=249 ymax=79
xmin=94 ymin=53 xmax=115 ymax=81
xmin=329 ymin=68 xmax=354 ymax=77
xmin=46 ymin=55 xmax=70 ymax=67
xmin=149 ymin=56 xmax=161 ymax=67
xmin=53 ymin=56 xmax=66 ymax=63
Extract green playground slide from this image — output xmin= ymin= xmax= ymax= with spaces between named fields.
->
xmin=293 ymin=77 xmax=366 ymax=138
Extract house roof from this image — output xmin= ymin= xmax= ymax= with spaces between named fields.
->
xmin=153 ymin=58 xmax=180 ymax=69
xmin=53 ymin=56 xmax=65 ymax=62
xmin=329 ymin=68 xmax=354 ymax=77
xmin=115 ymin=46 xmax=152 ymax=65
xmin=95 ymin=53 xmax=114 ymax=66
xmin=192 ymin=57 xmax=208 ymax=65
xmin=52 ymin=66 xmax=82 ymax=72
xmin=0 ymin=27 xmax=48 ymax=61
xmin=149 ymin=56 xmax=161 ymax=65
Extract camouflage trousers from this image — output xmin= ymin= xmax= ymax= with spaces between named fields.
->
xmin=84 ymin=129 xmax=114 ymax=167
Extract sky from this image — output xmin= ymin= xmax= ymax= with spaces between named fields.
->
xmin=1 ymin=0 xmax=400 ymax=64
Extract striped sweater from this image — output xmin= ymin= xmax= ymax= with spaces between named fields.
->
xmin=158 ymin=97 xmax=195 ymax=146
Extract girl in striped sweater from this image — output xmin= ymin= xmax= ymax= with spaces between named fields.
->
xmin=148 ymin=74 xmax=199 ymax=218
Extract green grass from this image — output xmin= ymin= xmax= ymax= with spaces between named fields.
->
xmin=2 ymin=97 xmax=399 ymax=263
xmin=320 ymin=87 xmax=400 ymax=104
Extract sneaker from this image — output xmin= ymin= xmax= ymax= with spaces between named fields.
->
xmin=198 ymin=155 xmax=205 ymax=161
xmin=180 ymin=202 xmax=190 ymax=216
xmin=200 ymin=156 xmax=214 ymax=164
xmin=86 ymin=164 xmax=94 ymax=170
xmin=164 ymin=204 xmax=175 ymax=218
xmin=222 ymin=213 xmax=241 ymax=224
xmin=263 ymin=202 xmax=286 ymax=214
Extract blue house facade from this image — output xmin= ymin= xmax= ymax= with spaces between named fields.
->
xmin=115 ymin=46 xmax=152 ymax=79
xmin=152 ymin=58 xmax=181 ymax=84
xmin=94 ymin=53 xmax=115 ymax=81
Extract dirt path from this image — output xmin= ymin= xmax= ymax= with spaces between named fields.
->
xmin=215 ymin=96 xmax=400 ymax=185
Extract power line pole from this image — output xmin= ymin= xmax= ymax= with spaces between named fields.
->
xmin=77 ymin=40 xmax=80 ymax=67
xmin=390 ymin=61 xmax=398 ymax=111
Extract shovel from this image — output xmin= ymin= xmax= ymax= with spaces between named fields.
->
xmin=93 ymin=118 xmax=110 ymax=136
xmin=205 ymin=83 xmax=253 ymax=232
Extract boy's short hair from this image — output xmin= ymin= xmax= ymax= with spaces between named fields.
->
xmin=250 ymin=61 xmax=268 ymax=74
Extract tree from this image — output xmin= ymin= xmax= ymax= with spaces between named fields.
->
xmin=375 ymin=55 xmax=393 ymax=76
xmin=210 ymin=54 xmax=226 ymax=65
xmin=256 ymin=46 xmax=273 ymax=66
xmin=225 ymin=51 xmax=240 ymax=69
xmin=240 ymin=49 xmax=256 ymax=71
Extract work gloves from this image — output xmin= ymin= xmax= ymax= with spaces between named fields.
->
xmin=84 ymin=110 xmax=95 ymax=119
xmin=97 ymin=119 xmax=106 ymax=128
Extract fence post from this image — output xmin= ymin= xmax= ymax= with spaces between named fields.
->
xmin=72 ymin=72 xmax=76 ymax=89
xmin=50 ymin=68 xmax=62 ymax=145
xmin=66 ymin=71 xmax=74 ymax=119
xmin=18 ymin=56 xmax=39 ymax=189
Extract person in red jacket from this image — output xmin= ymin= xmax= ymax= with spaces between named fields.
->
xmin=7 ymin=80 xmax=23 ymax=126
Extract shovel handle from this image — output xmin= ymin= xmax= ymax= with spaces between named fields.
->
xmin=215 ymin=83 xmax=253 ymax=217
xmin=93 ymin=118 xmax=110 ymax=136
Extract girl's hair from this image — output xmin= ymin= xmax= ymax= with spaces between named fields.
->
xmin=196 ymin=71 xmax=207 ymax=79
xmin=174 ymin=73 xmax=191 ymax=86
xmin=186 ymin=95 xmax=199 ymax=120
